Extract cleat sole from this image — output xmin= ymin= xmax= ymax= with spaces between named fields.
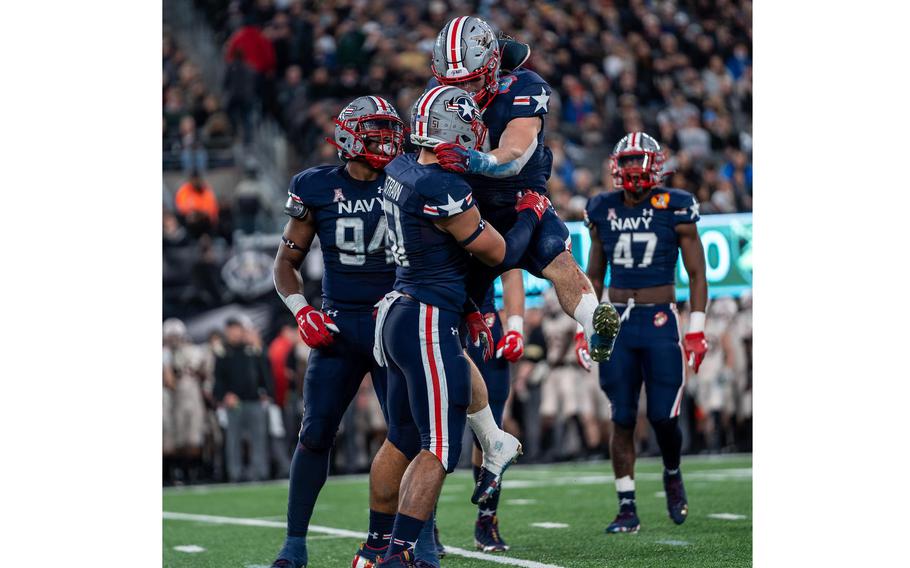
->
xmin=590 ymin=304 xmax=621 ymax=362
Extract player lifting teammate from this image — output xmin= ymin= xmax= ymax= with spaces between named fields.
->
xmin=371 ymin=85 xmax=550 ymax=568
xmin=584 ymin=132 xmax=709 ymax=534
xmin=426 ymin=16 xmax=616 ymax=550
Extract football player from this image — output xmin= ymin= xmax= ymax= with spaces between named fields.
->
xmin=270 ymin=95 xmax=406 ymax=568
xmin=584 ymin=132 xmax=709 ymax=534
xmin=370 ymin=86 xmax=550 ymax=568
xmin=427 ymin=16 xmax=617 ymax=549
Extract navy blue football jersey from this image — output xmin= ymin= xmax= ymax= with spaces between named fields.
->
xmin=584 ymin=188 xmax=700 ymax=289
xmin=284 ymin=165 xmax=395 ymax=310
xmin=382 ymin=153 xmax=477 ymax=312
xmin=429 ymin=68 xmax=553 ymax=208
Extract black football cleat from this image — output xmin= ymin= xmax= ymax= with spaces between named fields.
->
xmin=663 ymin=469 xmax=689 ymax=525
xmin=376 ymin=550 xmax=415 ymax=568
xmin=475 ymin=514 xmax=510 ymax=552
xmin=605 ymin=510 xmax=641 ymax=534
xmin=590 ymin=303 xmax=621 ymax=362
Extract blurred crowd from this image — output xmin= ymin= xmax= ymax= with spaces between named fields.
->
xmin=177 ymin=0 xmax=751 ymax=216
xmin=163 ymin=290 xmax=751 ymax=485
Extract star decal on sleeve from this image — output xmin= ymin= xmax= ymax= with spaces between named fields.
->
xmin=438 ymin=193 xmax=467 ymax=215
xmin=532 ymin=86 xmax=550 ymax=113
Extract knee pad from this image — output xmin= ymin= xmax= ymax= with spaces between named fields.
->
xmin=299 ymin=419 xmax=335 ymax=452
xmin=387 ymin=423 xmax=421 ymax=461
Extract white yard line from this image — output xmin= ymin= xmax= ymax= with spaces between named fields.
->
xmin=164 ymin=512 xmax=567 ymax=568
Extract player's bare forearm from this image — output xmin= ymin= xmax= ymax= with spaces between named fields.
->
xmin=587 ymin=227 xmax=607 ymax=300
xmin=678 ymin=223 xmax=708 ymax=313
xmin=501 ymin=269 xmax=525 ymax=319
xmin=470 ymin=117 xmax=541 ymax=178
xmin=273 ymin=217 xmax=316 ymax=301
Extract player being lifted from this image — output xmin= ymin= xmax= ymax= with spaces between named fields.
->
xmin=427 ymin=16 xmax=614 ymax=549
xmin=584 ymin=132 xmax=709 ymax=534
xmin=371 ymin=85 xmax=550 ymax=568
xmin=271 ymin=95 xmax=526 ymax=568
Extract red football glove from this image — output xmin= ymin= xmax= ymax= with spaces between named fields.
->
xmin=434 ymin=142 xmax=471 ymax=173
xmin=683 ymin=331 xmax=709 ymax=372
xmin=465 ymin=311 xmax=494 ymax=361
xmin=515 ymin=191 xmax=551 ymax=220
xmin=496 ymin=330 xmax=524 ymax=362
xmin=295 ymin=306 xmax=339 ymax=349
xmin=574 ymin=331 xmax=592 ymax=372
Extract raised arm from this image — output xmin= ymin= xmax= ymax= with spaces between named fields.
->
xmin=435 ymin=117 xmax=541 ymax=178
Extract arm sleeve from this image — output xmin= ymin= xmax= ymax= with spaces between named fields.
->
xmin=672 ymin=192 xmax=701 ymax=226
xmin=416 ymin=176 xmax=476 ymax=218
xmin=507 ymin=79 xmax=552 ymax=119
xmin=283 ymin=173 xmax=309 ymax=219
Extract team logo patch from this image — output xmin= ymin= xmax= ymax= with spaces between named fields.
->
xmin=484 ymin=313 xmax=496 ymax=327
xmin=333 ymin=188 xmax=346 ymax=202
xmin=446 ymin=95 xmax=477 ymax=123
xmin=653 ymin=311 xmax=668 ymax=327
xmin=651 ymin=193 xmax=670 ymax=209
xmin=607 ymin=208 xmax=617 ymax=220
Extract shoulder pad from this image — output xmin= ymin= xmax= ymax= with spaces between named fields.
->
xmin=286 ymin=165 xmax=341 ymax=216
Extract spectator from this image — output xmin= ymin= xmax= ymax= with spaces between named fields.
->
xmin=224 ymin=49 xmax=260 ymax=147
xmin=214 ymin=318 xmax=274 ymax=482
xmin=225 ymin=17 xmax=276 ymax=76
xmin=175 ymin=171 xmax=219 ymax=237
xmin=233 ymin=161 xmax=270 ymax=234
xmin=179 ymin=115 xmax=208 ymax=174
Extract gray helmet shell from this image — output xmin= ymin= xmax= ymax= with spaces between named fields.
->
xmin=410 ymin=85 xmax=487 ymax=150
xmin=431 ymin=16 xmax=499 ymax=82
xmin=333 ymin=95 xmax=403 ymax=166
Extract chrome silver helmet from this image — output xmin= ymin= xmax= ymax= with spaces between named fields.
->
xmin=329 ymin=95 xmax=404 ymax=169
xmin=431 ymin=16 xmax=501 ymax=108
xmin=410 ymin=85 xmax=488 ymax=150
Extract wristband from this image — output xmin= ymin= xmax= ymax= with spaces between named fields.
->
xmin=284 ymin=293 xmax=309 ymax=316
xmin=688 ymin=311 xmax=705 ymax=333
xmin=507 ymin=315 xmax=524 ymax=333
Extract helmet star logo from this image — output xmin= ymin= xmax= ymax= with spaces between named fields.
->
xmin=531 ymin=87 xmax=550 ymax=113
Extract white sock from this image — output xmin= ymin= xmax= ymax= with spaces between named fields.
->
xmin=615 ymin=475 xmax=635 ymax=493
xmin=573 ymin=292 xmax=599 ymax=340
xmin=467 ymin=404 xmax=500 ymax=451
